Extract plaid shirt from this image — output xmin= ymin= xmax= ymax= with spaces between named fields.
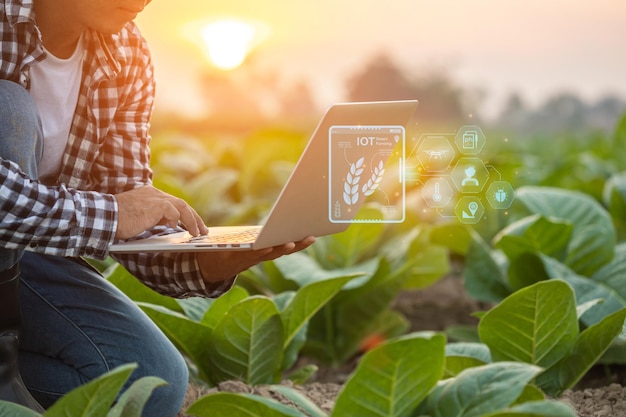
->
xmin=0 ymin=0 xmax=233 ymax=298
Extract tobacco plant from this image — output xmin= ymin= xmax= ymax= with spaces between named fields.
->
xmin=186 ymin=332 xmax=577 ymax=417
xmin=466 ymin=186 xmax=626 ymax=318
xmin=107 ymin=264 xmax=357 ymax=386
xmin=0 ymin=364 xmax=163 ymax=417
xmin=237 ymin=210 xmax=454 ymax=366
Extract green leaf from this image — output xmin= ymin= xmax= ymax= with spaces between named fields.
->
xmin=419 ymin=362 xmax=543 ymax=417
xmin=106 ymin=265 xmax=181 ymax=312
xmin=464 ymin=231 xmax=511 ymax=302
xmin=494 ymin=215 xmax=573 ymax=261
xmin=333 ymin=259 xmax=407 ymax=363
xmin=187 ymin=392 xmax=305 ymax=417
xmin=603 ymin=172 xmax=626 ymax=220
xmin=285 ymin=364 xmax=318 ymax=385
xmin=444 ymin=342 xmax=491 ymax=377
xmin=331 ymin=332 xmax=446 ymax=417
xmin=539 ymin=256 xmax=626 ymax=328
xmin=273 ymin=252 xmax=372 ymax=288
xmin=507 ymin=252 xmax=549 ymax=291
xmin=201 ymin=286 xmax=249 ymax=330
xmin=312 ymin=219 xmax=385 ymax=268
xmin=478 ymin=280 xmax=578 ymax=369
xmin=591 ymin=243 xmax=626 ymax=302
xmin=137 ymin=303 xmax=213 ymax=380
xmin=268 ymin=385 xmax=328 ymax=417
xmin=207 ymin=296 xmax=284 ymax=385
xmin=177 ymin=297 xmax=214 ymax=322
xmin=480 ymin=400 xmax=577 ymax=417
xmin=0 ymin=402 xmax=40 ymax=417
xmin=281 ymin=276 xmax=353 ymax=348
xmin=107 ymin=376 xmax=167 ymax=417
xmin=402 ymin=239 xmax=450 ymax=290
xmin=515 ymin=186 xmax=615 ymax=276
xmin=44 ymin=364 xmax=136 ymax=417
xmin=537 ymin=308 xmax=626 ymax=395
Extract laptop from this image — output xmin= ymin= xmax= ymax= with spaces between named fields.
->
xmin=108 ymin=100 xmax=418 ymax=253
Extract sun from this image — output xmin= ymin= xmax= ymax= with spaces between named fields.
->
xmin=199 ymin=19 xmax=264 ymax=70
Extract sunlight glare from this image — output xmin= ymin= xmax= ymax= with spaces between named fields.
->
xmin=200 ymin=19 xmax=260 ymax=70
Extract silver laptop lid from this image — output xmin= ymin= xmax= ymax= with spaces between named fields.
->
xmin=254 ymin=100 xmax=418 ymax=249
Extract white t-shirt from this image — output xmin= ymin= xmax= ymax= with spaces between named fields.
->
xmin=29 ymin=37 xmax=84 ymax=183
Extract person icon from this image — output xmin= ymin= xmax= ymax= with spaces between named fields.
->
xmin=461 ymin=165 xmax=480 ymax=187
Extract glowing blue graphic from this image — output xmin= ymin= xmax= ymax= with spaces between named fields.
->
xmin=404 ymin=125 xmax=515 ymax=224
xmin=329 ymin=125 xmax=405 ymax=223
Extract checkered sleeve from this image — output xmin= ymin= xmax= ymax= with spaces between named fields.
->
xmin=0 ymin=158 xmax=117 ymax=259
xmin=93 ymin=24 xmax=234 ymax=298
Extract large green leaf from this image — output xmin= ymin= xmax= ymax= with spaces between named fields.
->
xmin=273 ymin=252 xmax=374 ymax=288
xmin=107 ymin=376 xmax=166 ymax=417
xmin=137 ymin=303 xmax=213 ymax=377
xmin=464 ymin=231 xmax=511 ymax=303
xmin=402 ymin=237 xmax=450 ymax=289
xmin=537 ymin=308 xmax=626 ymax=395
xmin=538 ymin=256 xmax=626 ymax=328
xmin=187 ymin=392 xmax=305 ymax=417
xmin=494 ymin=215 xmax=573 ymax=262
xmin=333 ymin=258 xmax=408 ymax=363
xmin=444 ymin=342 xmax=491 ymax=378
xmin=207 ymin=296 xmax=284 ymax=385
xmin=603 ymin=172 xmax=626 ymax=221
xmin=331 ymin=332 xmax=445 ymax=417
xmin=44 ymin=364 xmax=136 ymax=417
xmin=419 ymin=362 xmax=543 ymax=417
xmin=591 ymin=243 xmax=626 ymax=302
xmin=281 ymin=276 xmax=353 ymax=348
xmin=106 ymin=265 xmax=181 ymax=312
xmin=478 ymin=280 xmax=578 ymax=369
xmin=201 ymin=286 xmax=249 ymax=330
xmin=177 ymin=297 xmax=214 ymax=322
xmin=309 ymin=215 xmax=385 ymax=268
xmin=379 ymin=226 xmax=451 ymax=290
xmin=515 ymin=186 xmax=615 ymax=276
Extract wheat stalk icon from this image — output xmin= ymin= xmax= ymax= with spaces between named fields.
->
xmin=362 ymin=160 xmax=384 ymax=196
xmin=343 ymin=157 xmax=365 ymax=205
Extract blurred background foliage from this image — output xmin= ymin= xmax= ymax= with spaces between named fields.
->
xmin=148 ymin=52 xmax=626 ymax=239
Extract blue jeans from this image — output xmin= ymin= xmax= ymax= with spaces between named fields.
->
xmin=0 ymin=80 xmax=189 ymax=417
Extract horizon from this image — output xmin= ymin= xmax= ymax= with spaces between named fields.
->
xmin=135 ymin=0 xmax=626 ymax=120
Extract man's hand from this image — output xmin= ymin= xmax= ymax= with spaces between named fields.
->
xmin=114 ymin=186 xmax=208 ymax=240
xmin=196 ymin=236 xmax=316 ymax=283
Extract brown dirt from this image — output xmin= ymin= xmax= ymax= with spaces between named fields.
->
xmin=177 ymin=270 xmax=626 ymax=417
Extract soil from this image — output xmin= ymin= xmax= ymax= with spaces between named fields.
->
xmin=176 ymin=266 xmax=626 ymax=417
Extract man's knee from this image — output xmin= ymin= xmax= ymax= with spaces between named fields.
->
xmin=0 ymin=79 xmax=43 ymax=176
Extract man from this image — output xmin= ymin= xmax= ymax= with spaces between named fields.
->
xmin=0 ymin=0 xmax=314 ymax=416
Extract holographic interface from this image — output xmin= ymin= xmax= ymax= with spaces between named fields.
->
xmin=329 ymin=125 xmax=405 ymax=223
xmin=328 ymin=124 xmax=514 ymax=225
xmin=406 ymin=125 xmax=515 ymax=224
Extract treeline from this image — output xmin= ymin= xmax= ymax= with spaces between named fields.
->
xmin=153 ymin=53 xmax=626 ymax=137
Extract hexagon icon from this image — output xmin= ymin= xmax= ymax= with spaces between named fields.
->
xmin=422 ymin=177 xmax=454 ymax=208
xmin=416 ymin=135 xmax=455 ymax=173
xmin=455 ymin=196 xmax=485 ymax=224
xmin=454 ymin=125 xmax=486 ymax=155
xmin=450 ymin=158 xmax=489 ymax=194
xmin=486 ymin=181 xmax=515 ymax=209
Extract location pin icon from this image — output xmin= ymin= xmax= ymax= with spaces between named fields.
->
xmin=469 ymin=201 xmax=478 ymax=217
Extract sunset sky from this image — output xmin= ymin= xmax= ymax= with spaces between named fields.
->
xmin=136 ymin=0 xmax=626 ymax=119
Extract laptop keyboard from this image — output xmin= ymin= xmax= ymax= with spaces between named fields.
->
xmin=184 ymin=227 xmax=261 ymax=244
